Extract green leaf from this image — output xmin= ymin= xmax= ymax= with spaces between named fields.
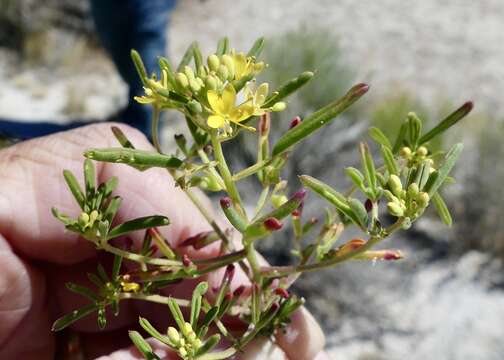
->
xmin=177 ymin=42 xmax=194 ymax=72
xmin=419 ymin=101 xmax=473 ymax=144
xmin=158 ymin=57 xmax=177 ymax=89
xmin=193 ymin=41 xmax=203 ymax=70
xmin=103 ymin=196 xmax=122 ymax=224
xmin=194 ymin=334 xmax=221 ymax=357
xmin=216 ymin=37 xmax=229 ymax=56
xmin=392 ymin=122 xmax=408 ymax=153
xmin=84 ymin=159 xmax=96 ymax=199
xmin=87 ymin=272 xmax=103 ymax=288
xmin=272 ymin=83 xmax=369 ymax=156
xmin=262 ymin=71 xmax=314 ymax=108
xmin=129 ymin=331 xmax=161 ymax=360
xmin=347 ymin=198 xmax=368 ymax=229
xmin=96 ymin=263 xmax=110 ymax=283
xmin=66 ymin=283 xmax=99 ymax=302
xmin=425 ymin=143 xmax=463 ymax=196
xmin=299 ymin=175 xmax=360 ymax=226
xmin=368 ymin=127 xmax=392 ymax=149
xmin=84 ymin=148 xmax=183 ymax=169
xmin=359 ymin=142 xmax=378 ymax=197
xmin=130 ymin=49 xmax=148 ymax=86
xmin=167 ymin=298 xmax=186 ymax=330
xmin=111 ymin=126 xmax=135 ymax=149
xmin=108 ymin=215 xmax=170 ymax=239
xmin=191 ymin=282 xmax=208 ymax=329
xmin=381 ymin=145 xmax=399 ymax=176
xmin=345 ymin=167 xmax=366 ymax=191
xmin=52 ymin=303 xmax=99 ymax=331
xmin=197 ymin=307 xmax=219 ymax=337
xmin=247 ymin=37 xmax=265 ymax=58
xmin=139 ymin=317 xmax=174 ymax=347
xmin=51 ymin=207 xmax=75 ymax=226
xmin=63 ymin=170 xmax=85 ymax=210
xmin=407 ymin=112 xmax=422 ymax=148
xmin=432 ymin=192 xmax=453 ymax=227
xmin=112 ymin=255 xmax=122 ymax=280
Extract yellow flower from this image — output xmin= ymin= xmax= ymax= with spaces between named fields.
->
xmin=230 ymin=51 xmax=265 ymax=81
xmin=134 ymin=69 xmax=171 ymax=104
xmin=243 ymin=82 xmax=269 ymax=116
xmin=207 ymin=83 xmax=254 ymax=131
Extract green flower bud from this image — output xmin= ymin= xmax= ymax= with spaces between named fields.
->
xmin=221 ymin=54 xmax=235 ymax=80
xmin=400 ymin=146 xmax=412 ymax=158
xmin=207 ymin=54 xmax=220 ymax=72
xmin=205 ymin=75 xmax=217 ymax=90
xmin=383 ymin=189 xmax=399 ymax=203
xmin=387 ymin=202 xmax=404 ymax=217
xmin=416 ymin=192 xmax=430 ymax=208
xmin=183 ymin=322 xmax=193 ymax=337
xmin=196 ymin=77 xmax=204 ymax=87
xmin=416 ymin=146 xmax=428 ymax=157
xmin=184 ymin=65 xmax=195 ymax=81
xmin=167 ymin=327 xmax=180 ymax=345
xmin=176 ymin=72 xmax=189 ymax=89
xmin=199 ymin=175 xmax=222 ymax=191
xmin=253 ymin=61 xmax=265 ymax=73
xmin=271 ymin=102 xmax=286 ymax=112
xmin=271 ymin=194 xmax=288 ymax=208
xmin=407 ymin=183 xmax=419 ymax=199
xmin=401 ymin=217 xmax=412 ymax=229
xmin=78 ymin=212 xmax=89 ymax=227
xmin=388 ymin=174 xmax=403 ymax=197
xmin=179 ymin=347 xmax=187 ymax=357
xmin=189 ymin=78 xmax=201 ymax=93
xmin=217 ymin=65 xmax=229 ymax=81
xmin=193 ymin=338 xmax=202 ymax=348
xmin=187 ymin=99 xmax=202 ymax=114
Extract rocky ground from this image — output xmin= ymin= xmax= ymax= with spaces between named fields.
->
xmin=1 ymin=1 xmax=504 ymax=359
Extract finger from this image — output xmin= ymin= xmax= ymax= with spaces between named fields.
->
xmin=0 ymin=122 xmax=214 ymax=264
xmin=93 ymin=338 xmax=179 ymax=360
xmin=0 ymin=235 xmax=54 ymax=359
xmin=275 ymin=307 xmax=325 ymax=360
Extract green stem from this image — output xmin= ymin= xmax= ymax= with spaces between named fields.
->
xmin=101 ymin=242 xmax=182 ymax=266
xmin=232 ymin=160 xmax=270 ymax=182
xmin=197 ymin=148 xmax=226 ymax=189
xmin=118 ymin=292 xmax=190 ymax=307
xmin=151 ymin=105 xmax=162 ymax=153
xmin=245 ymin=242 xmax=262 ymax=282
xmin=262 ymin=218 xmax=405 ymax=277
xmin=210 ymin=133 xmax=246 ymax=217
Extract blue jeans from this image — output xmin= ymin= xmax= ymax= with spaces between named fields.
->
xmin=0 ymin=0 xmax=176 ymax=140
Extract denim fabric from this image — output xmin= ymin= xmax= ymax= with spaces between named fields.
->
xmin=0 ymin=0 xmax=177 ymax=140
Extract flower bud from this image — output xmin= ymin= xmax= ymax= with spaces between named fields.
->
xmin=183 ymin=322 xmax=194 ymax=337
xmin=336 ymin=239 xmax=366 ymax=257
xmin=274 ymin=287 xmax=290 ymax=299
xmin=197 ymin=65 xmax=207 ymax=78
xmin=189 ymin=78 xmax=201 ymax=93
xmin=387 ymin=201 xmax=405 ymax=217
xmin=407 ymin=183 xmax=419 ymax=199
xmin=221 ymin=54 xmax=235 ymax=80
xmin=416 ymin=146 xmax=428 ymax=157
xmin=388 ymin=174 xmax=403 ymax=197
xmin=207 ymin=54 xmax=220 ymax=72
xmin=224 ymin=264 xmax=236 ymax=283
xmin=179 ymin=347 xmax=187 ymax=357
xmin=289 ymin=116 xmax=302 ymax=129
xmin=205 ymin=75 xmax=217 ymax=90
xmin=264 ymin=217 xmax=283 ymax=231
xmin=272 ymin=102 xmax=286 ymax=112
xmin=184 ymin=65 xmax=195 ymax=81
xmin=217 ymin=65 xmax=229 ymax=81
xmin=233 ymin=285 xmax=246 ymax=298
xmin=220 ymin=196 xmax=232 ymax=209
xmin=365 ymin=199 xmax=373 ymax=212
xmin=182 ymin=254 xmax=193 ymax=267
xmin=253 ymin=61 xmax=265 ymax=73
xmin=416 ymin=192 xmax=430 ymax=208
xmin=187 ymin=99 xmax=202 ymax=114
xmin=400 ymin=146 xmax=412 ymax=158
xmin=176 ymin=72 xmax=189 ymax=89
xmin=78 ymin=212 xmax=89 ymax=227
xmin=271 ymin=194 xmax=288 ymax=208
xmin=167 ymin=327 xmax=180 ymax=345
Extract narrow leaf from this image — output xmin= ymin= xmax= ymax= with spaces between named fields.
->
xmin=216 ymin=37 xmax=229 ymax=56
xmin=359 ymin=142 xmax=377 ymax=196
xmin=108 ymin=216 xmax=170 ymax=239
xmin=419 ymin=101 xmax=473 ymax=144
xmin=52 ymin=303 xmax=99 ymax=331
xmin=262 ymin=71 xmax=314 ymax=108
xmin=66 ymin=283 xmax=99 ymax=302
xmin=112 ymin=255 xmax=122 ymax=280
xmin=129 ymin=331 xmax=161 ymax=360
xmin=83 ymin=159 xmax=96 ymax=199
xmin=368 ymin=127 xmax=392 ymax=149
xmin=381 ymin=145 xmax=399 ymax=175
xmin=130 ymin=49 xmax=148 ymax=86
xmin=426 ymin=143 xmax=463 ymax=196
xmin=193 ymin=42 xmax=203 ymax=70
xmin=432 ymin=192 xmax=453 ymax=227
xmin=177 ymin=43 xmax=194 ymax=72
xmin=392 ymin=122 xmax=408 ymax=154
xmin=191 ymin=282 xmax=208 ymax=328
xmin=247 ymin=37 xmax=265 ymax=58
xmin=63 ymin=170 xmax=85 ymax=209
xmin=167 ymin=298 xmax=186 ymax=330
xmin=272 ymin=83 xmax=369 ymax=156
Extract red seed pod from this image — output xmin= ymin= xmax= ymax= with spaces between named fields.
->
xmin=292 ymin=209 xmax=301 ymax=217
xmin=220 ymin=197 xmax=232 ymax=209
xmin=224 ymin=264 xmax=236 ymax=283
xmin=291 ymin=188 xmax=307 ymax=202
xmin=269 ymin=302 xmax=280 ymax=312
xmin=233 ymin=285 xmax=246 ymax=298
xmin=274 ymin=287 xmax=290 ymax=299
xmin=289 ymin=116 xmax=302 ymax=129
xmin=180 ymin=231 xmax=212 ymax=248
xmin=383 ymin=251 xmax=403 ymax=261
xmin=182 ymin=254 xmax=192 ymax=267
xmin=365 ymin=199 xmax=373 ymax=212
xmin=224 ymin=292 xmax=233 ymax=303
xmin=264 ymin=217 xmax=283 ymax=231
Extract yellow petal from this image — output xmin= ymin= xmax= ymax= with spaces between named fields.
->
xmin=207 ymin=115 xmax=226 ymax=128
xmin=207 ymin=90 xmax=221 ymax=113
xmin=233 ymin=52 xmax=248 ymax=79
xmin=134 ymin=96 xmax=155 ymax=104
xmin=256 ymin=83 xmax=269 ymax=105
xmin=221 ymin=83 xmax=236 ymax=114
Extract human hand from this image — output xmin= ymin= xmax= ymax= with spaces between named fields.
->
xmin=0 ymin=123 xmax=328 ymax=360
